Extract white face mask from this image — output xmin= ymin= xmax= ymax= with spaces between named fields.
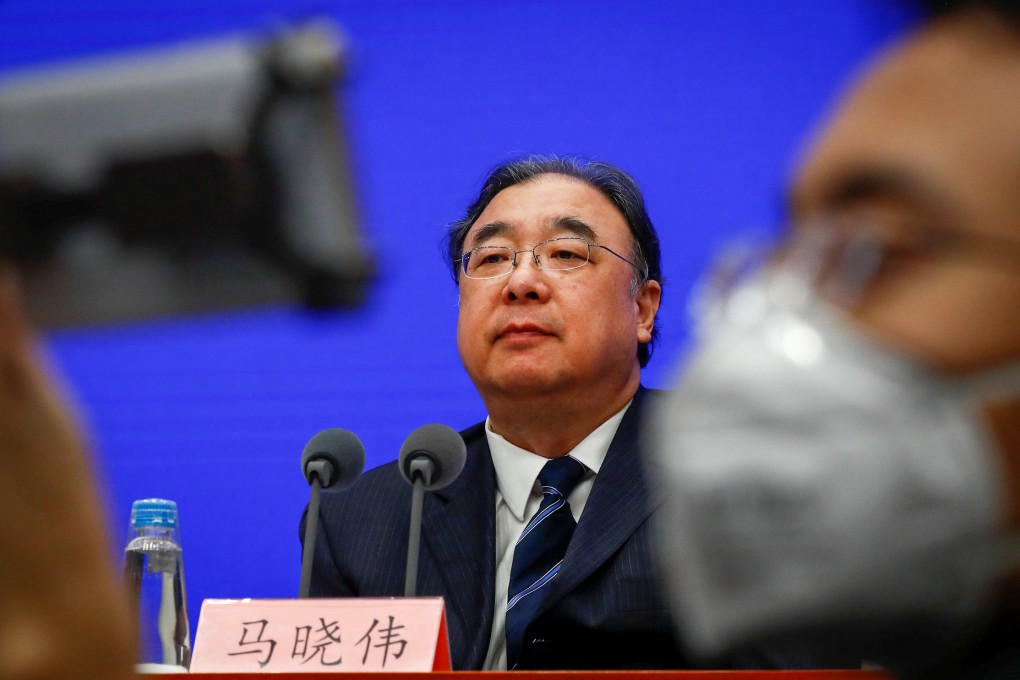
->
xmin=647 ymin=267 xmax=1020 ymax=672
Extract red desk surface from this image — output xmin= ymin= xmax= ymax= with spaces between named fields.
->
xmin=167 ymin=671 xmax=890 ymax=680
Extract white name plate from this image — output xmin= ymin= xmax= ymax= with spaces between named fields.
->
xmin=191 ymin=597 xmax=450 ymax=673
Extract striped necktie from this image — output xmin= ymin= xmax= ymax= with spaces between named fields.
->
xmin=505 ymin=455 xmax=587 ymax=669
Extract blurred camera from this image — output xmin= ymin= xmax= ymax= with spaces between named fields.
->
xmin=0 ymin=20 xmax=374 ymax=326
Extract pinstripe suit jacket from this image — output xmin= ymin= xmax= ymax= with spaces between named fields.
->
xmin=305 ymin=388 xmax=848 ymax=670
xmin=307 ymin=387 xmax=683 ymax=669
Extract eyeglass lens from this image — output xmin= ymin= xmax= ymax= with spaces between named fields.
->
xmin=463 ymin=238 xmax=591 ymax=279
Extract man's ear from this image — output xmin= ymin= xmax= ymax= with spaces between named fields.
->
xmin=635 ymin=279 xmax=662 ymax=344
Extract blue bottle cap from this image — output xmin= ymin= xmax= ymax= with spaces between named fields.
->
xmin=130 ymin=498 xmax=178 ymax=529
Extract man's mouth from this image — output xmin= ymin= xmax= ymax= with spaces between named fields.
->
xmin=496 ymin=322 xmax=553 ymax=340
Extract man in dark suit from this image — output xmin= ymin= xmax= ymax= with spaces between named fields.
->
xmin=309 ymin=385 xmax=677 ymax=670
xmin=309 ymin=156 xmax=668 ymax=670
xmin=305 ymin=156 xmax=842 ymax=670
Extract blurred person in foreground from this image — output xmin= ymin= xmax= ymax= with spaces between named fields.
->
xmin=0 ymin=268 xmax=134 ymax=680
xmin=651 ymin=0 xmax=1020 ymax=678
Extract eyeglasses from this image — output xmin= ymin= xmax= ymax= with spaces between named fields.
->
xmin=694 ymin=217 xmax=1020 ymax=323
xmin=458 ymin=236 xmax=647 ymax=280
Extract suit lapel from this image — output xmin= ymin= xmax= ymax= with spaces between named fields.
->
xmin=539 ymin=387 xmax=664 ymax=608
xmin=421 ymin=425 xmax=495 ymax=669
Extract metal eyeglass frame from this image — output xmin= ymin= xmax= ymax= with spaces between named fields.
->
xmin=458 ymin=236 xmax=648 ymax=280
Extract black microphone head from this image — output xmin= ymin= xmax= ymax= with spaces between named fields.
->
xmin=301 ymin=428 xmax=365 ymax=490
xmin=398 ymin=423 xmax=467 ymax=491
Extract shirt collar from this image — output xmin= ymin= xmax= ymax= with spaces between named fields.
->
xmin=486 ymin=400 xmax=633 ymax=522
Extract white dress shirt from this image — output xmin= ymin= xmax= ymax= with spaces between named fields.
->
xmin=481 ymin=401 xmax=632 ymax=670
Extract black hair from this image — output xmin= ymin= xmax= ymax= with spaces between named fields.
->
xmin=921 ymin=0 xmax=1020 ymax=25
xmin=444 ymin=155 xmax=663 ymax=368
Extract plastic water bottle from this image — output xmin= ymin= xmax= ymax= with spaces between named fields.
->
xmin=124 ymin=498 xmax=191 ymax=672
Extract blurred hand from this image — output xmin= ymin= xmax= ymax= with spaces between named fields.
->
xmin=0 ymin=266 xmax=134 ymax=680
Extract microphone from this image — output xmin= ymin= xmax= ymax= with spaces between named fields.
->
xmin=299 ymin=428 xmax=365 ymax=598
xmin=398 ymin=423 xmax=467 ymax=491
xmin=302 ymin=427 xmax=366 ymax=491
xmin=398 ymin=424 xmax=467 ymax=596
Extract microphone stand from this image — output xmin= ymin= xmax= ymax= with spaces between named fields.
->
xmin=300 ymin=461 xmax=330 ymax=598
xmin=404 ymin=458 xmax=433 ymax=597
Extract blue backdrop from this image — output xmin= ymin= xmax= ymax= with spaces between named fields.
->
xmin=0 ymin=0 xmax=917 ymax=643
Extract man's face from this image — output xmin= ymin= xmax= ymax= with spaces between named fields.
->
xmin=790 ymin=11 xmax=1020 ymax=375
xmin=456 ymin=173 xmax=660 ymax=405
